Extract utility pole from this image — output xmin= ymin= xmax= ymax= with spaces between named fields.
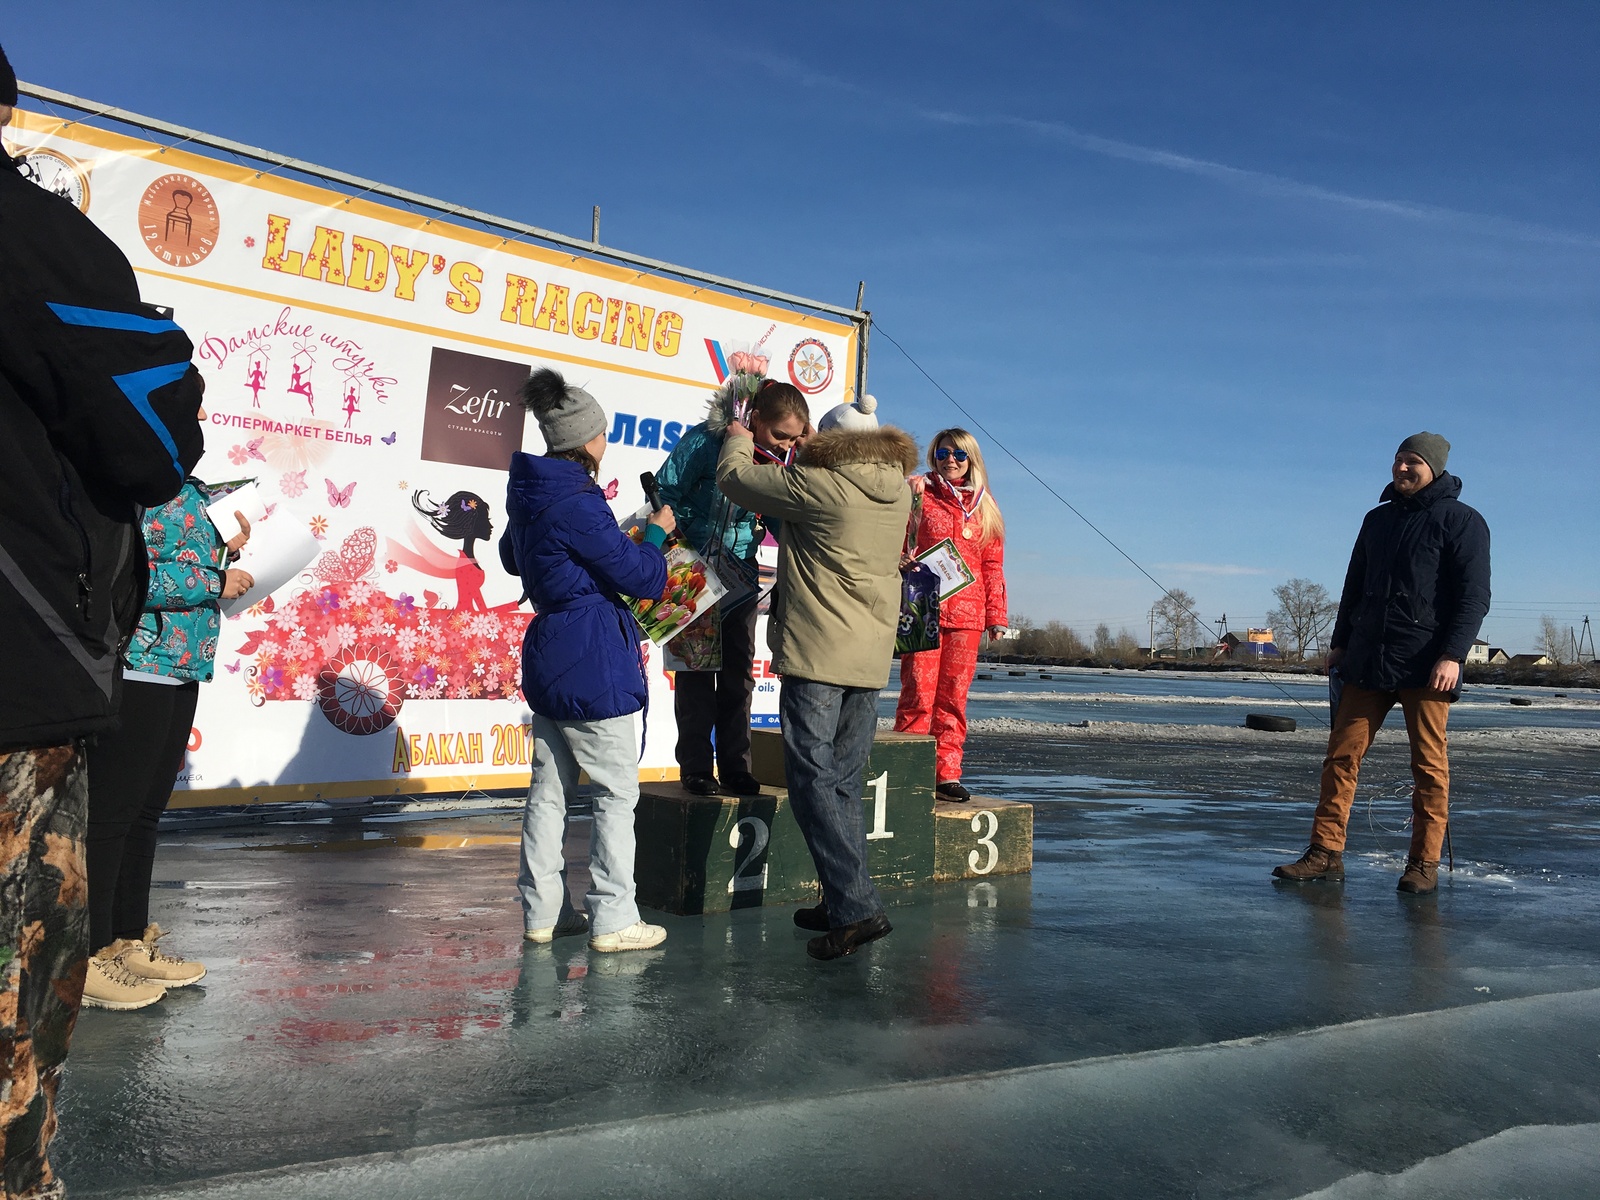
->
xmin=1578 ymin=615 xmax=1595 ymax=663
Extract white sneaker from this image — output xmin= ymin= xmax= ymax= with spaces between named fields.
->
xmin=588 ymin=921 xmax=667 ymax=953
xmin=524 ymin=911 xmax=590 ymax=944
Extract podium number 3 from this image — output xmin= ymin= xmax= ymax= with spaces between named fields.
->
xmin=865 ymin=771 xmax=894 ymax=841
xmin=969 ymin=810 xmax=999 ymax=875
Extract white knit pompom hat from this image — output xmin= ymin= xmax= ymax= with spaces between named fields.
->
xmin=816 ymin=393 xmax=878 ymax=432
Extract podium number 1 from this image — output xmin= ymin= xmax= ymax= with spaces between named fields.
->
xmin=865 ymin=771 xmax=894 ymax=841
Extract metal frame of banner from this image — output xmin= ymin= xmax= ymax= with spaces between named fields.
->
xmin=14 ymin=81 xmax=872 ymax=397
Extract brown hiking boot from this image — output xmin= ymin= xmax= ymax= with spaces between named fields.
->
xmin=1397 ymin=858 xmax=1439 ymax=894
xmin=1272 ymin=844 xmax=1344 ymax=882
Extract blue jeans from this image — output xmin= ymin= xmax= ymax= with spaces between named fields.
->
xmin=518 ymin=713 xmax=641 ymax=936
xmin=779 ymin=678 xmax=884 ymax=927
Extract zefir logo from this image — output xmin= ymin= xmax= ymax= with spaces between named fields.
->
xmin=787 ymin=337 xmax=834 ymax=395
xmin=138 ymin=173 xmax=220 ymax=268
xmin=420 ymin=347 xmax=530 ymax=471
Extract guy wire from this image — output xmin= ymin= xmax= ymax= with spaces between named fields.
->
xmin=874 ymin=323 xmax=1331 ymax=728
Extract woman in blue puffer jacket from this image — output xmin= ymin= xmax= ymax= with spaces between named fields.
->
xmin=501 ymin=368 xmax=674 ymax=953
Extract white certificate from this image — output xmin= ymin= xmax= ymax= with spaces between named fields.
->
xmin=915 ymin=537 xmax=976 ymax=600
xmin=220 ymin=503 xmax=321 ymax=617
xmin=204 ymin=481 xmax=268 ymax=547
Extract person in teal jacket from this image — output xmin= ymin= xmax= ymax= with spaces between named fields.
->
xmin=656 ymin=377 xmax=809 ymax=796
xmin=83 ymin=399 xmax=254 ymax=1011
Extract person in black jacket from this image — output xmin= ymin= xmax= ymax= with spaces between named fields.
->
xmin=0 ymin=48 xmax=206 ymax=1198
xmin=1274 ymin=432 xmax=1490 ymax=896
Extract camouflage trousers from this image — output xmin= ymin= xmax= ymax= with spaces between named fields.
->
xmin=0 ymin=744 xmax=88 ymax=1200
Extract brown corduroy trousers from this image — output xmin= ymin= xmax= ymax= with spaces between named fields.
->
xmin=1311 ymin=682 xmax=1452 ymax=862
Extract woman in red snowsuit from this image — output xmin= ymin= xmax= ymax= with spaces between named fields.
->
xmin=894 ymin=428 xmax=1007 ymax=801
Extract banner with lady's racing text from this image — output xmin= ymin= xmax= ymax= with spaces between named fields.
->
xmin=6 ymin=107 xmax=855 ymax=806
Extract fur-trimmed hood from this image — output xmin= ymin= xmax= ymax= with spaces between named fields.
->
xmin=703 ymin=379 xmax=741 ymax=435
xmin=797 ymin=426 xmax=919 ymax=474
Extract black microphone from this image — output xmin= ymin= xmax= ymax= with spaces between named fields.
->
xmin=640 ymin=471 xmax=664 ymax=512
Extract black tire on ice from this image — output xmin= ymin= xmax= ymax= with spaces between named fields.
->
xmin=1245 ymin=713 xmax=1297 ymax=733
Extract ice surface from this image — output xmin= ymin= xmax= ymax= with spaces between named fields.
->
xmin=56 ymin=672 xmax=1600 ymax=1198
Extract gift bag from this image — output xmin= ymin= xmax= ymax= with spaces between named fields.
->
xmin=664 ymin=605 xmax=723 ymax=672
xmin=895 ymin=562 xmax=942 ymax=655
xmin=700 ymin=491 xmax=761 ymax=612
xmin=894 ymin=488 xmax=940 ymax=655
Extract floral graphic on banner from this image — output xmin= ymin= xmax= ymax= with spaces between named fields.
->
xmin=237 ymin=526 xmax=532 ymax=735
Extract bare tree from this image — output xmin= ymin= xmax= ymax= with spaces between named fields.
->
xmin=1266 ymin=578 xmax=1336 ymax=661
xmin=1092 ymin=623 xmax=1114 ymax=663
xmin=1537 ymin=615 xmax=1571 ymax=665
xmin=1150 ymin=588 xmax=1200 ymax=657
xmin=1112 ymin=627 xmax=1144 ymax=663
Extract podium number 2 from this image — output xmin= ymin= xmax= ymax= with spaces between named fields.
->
xmin=968 ymin=810 xmax=999 ymax=875
xmin=729 ymin=817 xmax=770 ymax=893
xmin=865 ymin=771 xmax=894 ymax=841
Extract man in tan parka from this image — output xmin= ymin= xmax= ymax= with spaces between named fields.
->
xmin=717 ymin=403 xmax=917 ymax=960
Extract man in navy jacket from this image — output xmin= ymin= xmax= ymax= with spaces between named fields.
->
xmin=1274 ymin=433 xmax=1490 ymax=895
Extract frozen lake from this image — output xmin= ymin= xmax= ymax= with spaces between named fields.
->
xmin=885 ymin=660 xmax=1600 ymax=732
xmin=57 ymin=672 xmax=1600 ymax=1198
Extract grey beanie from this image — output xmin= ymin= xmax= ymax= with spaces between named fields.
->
xmin=521 ymin=367 xmax=607 ymax=453
xmin=817 ymin=392 xmax=878 ymax=432
xmin=1397 ymin=431 xmax=1450 ymax=478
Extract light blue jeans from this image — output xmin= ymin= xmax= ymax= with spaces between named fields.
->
xmin=518 ymin=712 xmax=641 ymax=936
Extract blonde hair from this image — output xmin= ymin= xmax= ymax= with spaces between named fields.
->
xmin=927 ymin=428 xmax=1004 ymax=542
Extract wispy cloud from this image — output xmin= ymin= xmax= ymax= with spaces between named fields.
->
xmin=753 ymin=52 xmax=1600 ymax=251
xmin=1155 ymin=562 xmax=1275 ymax=577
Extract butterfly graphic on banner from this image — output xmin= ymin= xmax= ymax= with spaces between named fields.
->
xmin=603 ymin=478 xmax=619 ymax=500
xmin=313 ymin=526 xmax=377 ymax=584
xmin=381 ymin=431 xmax=397 ymax=445
xmin=326 ymin=479 xmax=357 ymax=507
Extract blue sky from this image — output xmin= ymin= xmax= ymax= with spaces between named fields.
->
xmin=10 ymin=1 xmax=1598 ymax=653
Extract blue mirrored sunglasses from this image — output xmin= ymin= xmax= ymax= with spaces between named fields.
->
xmin=935 ymin=447 xmax=969 ymax=462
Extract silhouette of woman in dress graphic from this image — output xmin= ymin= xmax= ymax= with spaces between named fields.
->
xmin=343 ymin=383 xmax=360 ymax=427
xmin=288 ymin=361 xmax=315 ymax=413
xmin=387 ymin=490 xmax=495 ymax=611
xmin=246 ymin=360 xmax=266 ymax=407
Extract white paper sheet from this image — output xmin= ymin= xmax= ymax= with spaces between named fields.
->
xmin=220 ymin=502 xmax=321 ymax=617
xmin=204 ymin=481 xmax=269 ymax=547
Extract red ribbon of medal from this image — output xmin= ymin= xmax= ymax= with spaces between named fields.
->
xmin=931 ymin=471 xmax=985 ymax=537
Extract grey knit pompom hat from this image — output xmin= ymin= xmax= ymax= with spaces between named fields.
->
xmin=522 ymin=367 xmax=607 ymax=453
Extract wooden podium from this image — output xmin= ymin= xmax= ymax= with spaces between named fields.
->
xmin=635 ymin=728 xmax=1032 ymax=915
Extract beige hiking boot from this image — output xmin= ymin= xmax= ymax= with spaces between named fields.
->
xmin=120 ymin=924 xmax=207 ymax=987
xmin=589 ymin=920 xmax=667 ymax=953
xmin=82 ymin=943 xmax=167 ymax=1010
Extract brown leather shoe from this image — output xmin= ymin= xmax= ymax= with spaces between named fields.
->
xmin=1397 ymin=858 xmax=1439 ymax=894
xmin=1272 ymin=844 xmax=1344 ymax=882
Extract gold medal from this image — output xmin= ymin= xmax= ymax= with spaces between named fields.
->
xmin=962 ymin=526 xmax=974 ymax=540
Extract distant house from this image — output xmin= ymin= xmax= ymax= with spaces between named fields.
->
xmin=1509 ymin=653 xmax=1553 ymax=667
xmin=1465 ymin=639 xmax=1491 ymax=665
xmin=1217 ymin=631 xmax=1280 ymax=659
xmin=1486 ymin=648 xmax=1510 ymax=665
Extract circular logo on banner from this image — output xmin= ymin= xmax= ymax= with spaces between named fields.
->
xmin=317 ymin=647 xmax=405 ymax=736
xmin=138 ymin=173 xmax=220 ymax=268
xmin=17 ymin=148 xmax=91 ymax=213
xmin=787 ymin=338 xmax=835 ymax=395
